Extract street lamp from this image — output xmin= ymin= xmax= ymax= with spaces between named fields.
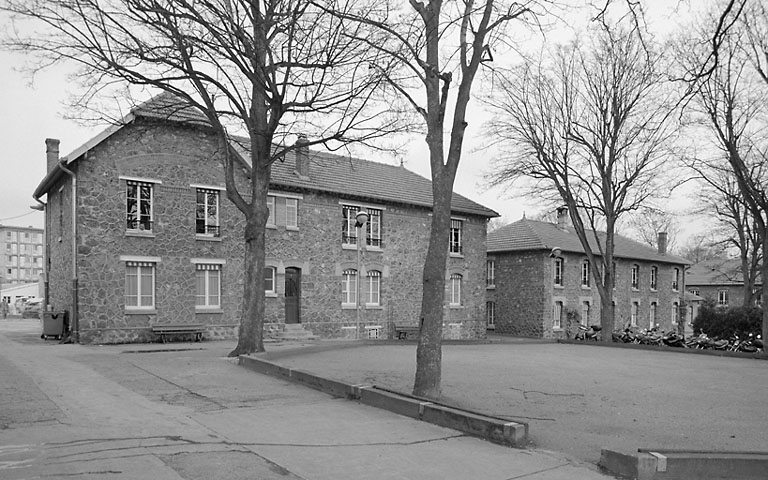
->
xmin=355 ymin=210 xmax=369 ymax=339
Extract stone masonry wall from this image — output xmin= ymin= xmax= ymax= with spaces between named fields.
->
xmin=489 ymin=249 xmax=686 ymax=340
xmin=48 ymin=118 xmax=489 ymax=344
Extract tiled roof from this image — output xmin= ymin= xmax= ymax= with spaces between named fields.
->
xmin=686 ymin=259 xmax=762 ymax=286
xmin=487 ymin=218 xmax=690 ymax=265
xmin=47 ymin=93 xmax=497 ymax=218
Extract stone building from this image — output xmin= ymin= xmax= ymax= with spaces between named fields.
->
xmin=686 ymin=259 xmax=763 ymax=309
xmin=32 ymin=94 xmax=497 ymax=344
xmin=486 ymin=210 xmax=690 ymax=339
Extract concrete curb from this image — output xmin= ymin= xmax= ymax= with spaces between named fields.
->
xmin=238 ymin=355 xmax=528 ymax=447
xmin=600 ymin=448 xmax=768 ymax=479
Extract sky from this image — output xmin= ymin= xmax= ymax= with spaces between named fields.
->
xmin=0 ymin=1 xmax=705 ymax=239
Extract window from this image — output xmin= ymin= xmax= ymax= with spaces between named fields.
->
xmin=581 ymin=260 xmax=590 ymax=287
xmin=650 ymin=302 xmax=657 ymax=329
xmin=553 ymin=301 xmax=563 ymax=329
xmin=672 ymin=302 xmax=679 ymax=324
xmin=688 ymin=288 xmax=699 ymax=295
xmin=650 ymin=266 xmax=658 ymax=291
xmin=125 ymin=261 xmax=155 ymax=309
xmin=195 ymin=264 xmax=221 ymax=308
xmin=365 ymin=270 xmax=381 ymax=306
xmin=342 ymin=205 xmax=382 ymax=247
xmin=486 ymin=260 xmax=495 ymax=288
xmin=449 ymin=273 xmax=462 ymax=306
xmin=672 ymin=268 xmax=680 ymax=291
xmin=718 ymin=289 xmax=728 ymax=307
xmin=486 ymin=301 xmax=496 ymax=329
xmin=126 ymin=180 xmax=153 ymax=231
xmin=196 ymin=189 xmax=220 ymax=237
xmin=264 ymin=267 xmax=276 ymax=295
xmin=449 ymin=219 xmax=463 ymax=255
xmin=631 ymin=264 xmax=640 ymax=290
xmin=631 ymin=301 xmax=638 ymax=327
xmin=268 ymin=194 xmax=301 ymax=229
xmin=342 ymin=269 xmax=357 ymax=306
xmin=581 ymin=301 xmax=590 ymax=326
xmin=553 ymin=257 xmax=564 ymax=287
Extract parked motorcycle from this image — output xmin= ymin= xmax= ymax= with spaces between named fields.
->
xmin=576 ymin=324 xmax=602 ymax=341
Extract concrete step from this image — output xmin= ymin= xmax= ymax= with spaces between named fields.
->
xmin=275 ymin=324 xmax=318 ymax=341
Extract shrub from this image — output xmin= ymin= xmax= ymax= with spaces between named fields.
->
xmin=693 ymin=299 xmax=762 ymax=339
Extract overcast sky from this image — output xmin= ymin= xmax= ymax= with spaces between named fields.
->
xmin=0 ymin=1 xmax=702 ymax=237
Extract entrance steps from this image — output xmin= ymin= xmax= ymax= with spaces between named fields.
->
xmin=274 ymin=324 xmax=318 ymax=341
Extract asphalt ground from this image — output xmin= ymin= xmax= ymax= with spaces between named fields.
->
xmin=0 ymin=318 xmax=612 ymax=480
xmin=259 ymin=336 xmax=768 ymax=464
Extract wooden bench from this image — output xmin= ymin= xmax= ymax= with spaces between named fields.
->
xmin=152 ymin=324 xmax=205 ymax=343
xmin=395 ymin=325 xmax=420 ymax=340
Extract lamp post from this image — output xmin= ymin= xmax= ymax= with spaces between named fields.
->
xmin=355 ymin=210 xmax=369 ymax=340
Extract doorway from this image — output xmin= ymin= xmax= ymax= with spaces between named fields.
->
xmin=285 ymin=267 xmax=301 ymax=324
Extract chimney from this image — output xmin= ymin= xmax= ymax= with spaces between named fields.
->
xmin=46 ymin=138 xmax=60 ymax=172
xmin=556 ymin=206 xmax=569 ymax=229
xmin=658 ymin=232 xmax=668 ymax=255
xmin=295 ymin=134 xmax=310 ymax=179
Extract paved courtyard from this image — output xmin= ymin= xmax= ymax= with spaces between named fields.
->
xmin=261 ymin=337 xmax=768 ymax=464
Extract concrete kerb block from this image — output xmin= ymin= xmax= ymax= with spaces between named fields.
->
xmin=238 ymin=355 xmax=291 ymax=379
xmin=422 ymin=403 xmax=527 ymax=447
xmin=600 ymin=449 xmax=768 ymax=480
xmin=358 ymin=387 xmax=431 ymax=420
xmin=289 ymin=368 xmax=351 ymax=399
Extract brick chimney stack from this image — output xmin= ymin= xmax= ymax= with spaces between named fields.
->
xmin=556 ymin=206 xmax=569 ymax=229
xmin=658 ymin=232 xmax=668 ymax=255
xmin=46 ymin=138 xmax=60 ymax=172
xmin=295 ymin=134 xmax=310 ymax=179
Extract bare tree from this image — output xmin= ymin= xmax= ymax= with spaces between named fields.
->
xmin=689 ymin=163 xmax=762 ymax=306
xmin=626 ymin=207 xmax=679 ymax=252
xmin=332 ymin=0 xmax=553 ymax=398
xmin=678 ymin=234 xmax=730 ymax=265
xmin=1 ymin=0 xmax=398 ymax=355
xmin=486 ymin=26 xmax=680 ymax=339
xmin=681 ymin=7 xmax=768 ymax=334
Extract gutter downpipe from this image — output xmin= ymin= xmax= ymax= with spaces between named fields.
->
xmin=57 ymin=160 xmax=79 ymax=343
xmin=31 ymin=198 xmax=48 ymax=311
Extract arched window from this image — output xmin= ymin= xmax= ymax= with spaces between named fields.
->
xmin=553 ymin=257 xmax=564 ymax=287
xmin=486 ymin=301 xmax=496 ymax=329
xmin=581 ymin=260 xmax=590 ymax=287
xmin=365 ymin=270 xmax=381 ymax=306
xmin=450 ymin=274 xmax=462 ymax=306
xmin=342 ymin=269 xmax=357 ymax=306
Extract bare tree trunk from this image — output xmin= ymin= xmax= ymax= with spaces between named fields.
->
xmin=229 ymin=161 xmax=270 ymax=356
xmin=413 ymin=174 xmax=452 ymax=398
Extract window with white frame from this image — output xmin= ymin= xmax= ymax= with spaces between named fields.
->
xmin=631 ymin=264 xmax=640 ymax=290
xmin=672 ymin=302 xmax=679 ymax=324
xmin=486 ymin=301 xmax=496 ymax=328
xmin=195 ymin=264 xmax=221 ymax=308
xmin=342 ymin=269 xmax=357 ymax=306
xmin=631 ymin=301 xmax=639 ymax=327
xmin=718 ymin=289 xmax=728 ymax=306
xmin=689 ymin=288 xmax=699 ymax=295
xmin=553 ymin=257 xmax=564 ymax=287
xmin=268 ymin=194 xmax=301 ymax=229
xmin=342 ymin=205 xmax=382 ymax=247
xmin=264 ymin=267 xmax=276 ymax=295
xmin=650 ymin=266 xmax=658 ymax=290
xmin=449 ymin=219 xmax=463 ymax=255
xmin=486 ymin=260 xmax=495 ymax=288
xmin=125 ymin=261 xmax=155 ymax=310
xmin=196 ymin=189 xmax=220 ymax=237
xmin=581 ymin=301 xmax=590 ymax=325
xmin=365 ymin=270 xmax=381 ymax=306
xmin=672 ymin=268 xmax=680 ymax=291
xmin=126 ymin=180 xmax=154 ymax=231
xmin=581 ymin=260 xmax=590 ymax=287
xmin=449 ymin=273 xmax=462 ymax=306
xmin=553 ymin=301 xmax=563 ymax=329
xmin=650 ymin=302 xmax=657 ymax=329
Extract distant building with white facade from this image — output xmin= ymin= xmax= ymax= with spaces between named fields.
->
xmin=0 ymin=224 xmax=45 ymax=286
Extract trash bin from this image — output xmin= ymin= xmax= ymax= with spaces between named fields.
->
xmin=42 ymin=311 xmax=68 ymax=340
